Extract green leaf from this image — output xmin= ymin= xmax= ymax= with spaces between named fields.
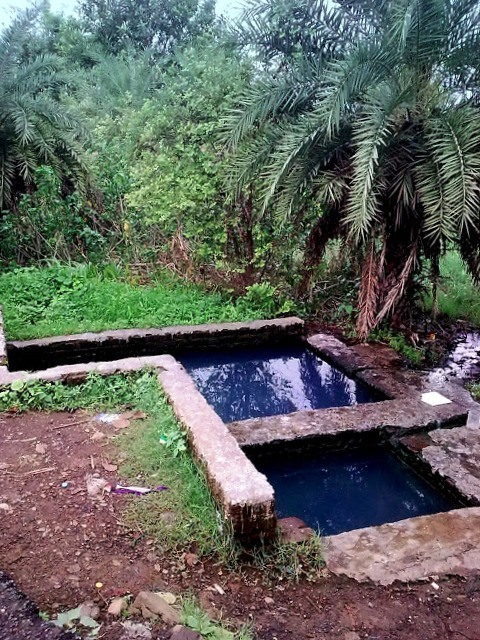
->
xmin=11 ymin=380 xmax=25 ymax=392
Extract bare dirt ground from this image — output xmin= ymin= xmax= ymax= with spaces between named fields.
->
xmin=1 ymin=411 xmax=480 ymax=640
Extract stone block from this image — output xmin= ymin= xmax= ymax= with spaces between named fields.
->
xmin=158 ymin=358 xmax=276 ymax=539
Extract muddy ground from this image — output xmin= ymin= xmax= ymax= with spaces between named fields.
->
xmin=1 ymin=411 xmax=480 ymax=640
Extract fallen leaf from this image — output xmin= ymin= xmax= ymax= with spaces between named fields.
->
xmin=113 ymin=411 xmax=148 ymax=431
xmin=107 ymin=597 xmax=127 ymax=616
xmin=90 ymin=431 xmax=106 ymax=442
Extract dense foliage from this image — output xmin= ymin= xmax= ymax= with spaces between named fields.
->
xmin=225 ymin=0 xmax=480 ymax=337
xmin=0 ymin=10 xmax=89 ymax=211
xmin=79 ymin=0 xmax=216 ymax=55
xmin=1 ymin=0 xmax=480 ymax=338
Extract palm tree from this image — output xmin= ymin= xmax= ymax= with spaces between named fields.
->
xmin=225 ymin=0 xmax=480 ymax=338
xmin=0 ymin=9 xmax=89 ymax=210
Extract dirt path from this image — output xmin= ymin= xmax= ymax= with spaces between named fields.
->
xmin=1 ymin=411 xmax=480 ymax=640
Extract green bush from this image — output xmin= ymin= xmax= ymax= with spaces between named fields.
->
xmin=0 ymin=167 xmax=113 ymax=264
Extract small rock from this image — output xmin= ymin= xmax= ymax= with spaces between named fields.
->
xmin=157 ymin=592 xmax=176 ymax=605
xmin=344 ymin=633 xmax=361 ymax=640
xmin=66 ymin=564 xmax=81 ymax=574
xmin=120 ymin=621 xmax=152 ymax=640
xmin=86 ymin=475 xmax=109 ymax=497
xmin=130 ymin=591 xmax=180 ymax=625
xmin=108 ymin=597 xmax=128 ymax=616
xmin=170 ymin=624 xmax=202 ymax=640
xmin=264 ymin=597 xmax=274 ymax=606
xmin=185 ymin=553 xmax=199 ymax=567
xmin=213 ymin=584 xmax=225 ymax=596
xmin=35 ymin=443 xmax=47 ymax=455
xmin=277 ymin=517 xmax=314 ymax=543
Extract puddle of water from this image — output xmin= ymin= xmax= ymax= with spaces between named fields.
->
xmin=249 ymin=446 xmax=457 ymax=535
xmin=179 ymin=345 xmax=382 ymax=422
xmin=429 ymin=331 xmax=480 ymax=384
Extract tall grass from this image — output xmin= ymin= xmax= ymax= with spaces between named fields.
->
xmin=424 ymin=252 xmax=480 ymax=326
xmin=0 ymin=263 xmax=269 ymax=340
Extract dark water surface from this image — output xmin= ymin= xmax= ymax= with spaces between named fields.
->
xmin=179 ymin=345 xmax=381 ymax=422
xmin=249 ymin=446 xmax=456 ymax=535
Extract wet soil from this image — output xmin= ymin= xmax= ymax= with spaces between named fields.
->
xmin=1 ymin=411 xmax=480 ymax=640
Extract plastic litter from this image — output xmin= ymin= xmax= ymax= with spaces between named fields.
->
xmin=421 ymin=391 xmax=452 ymax=406
xmin=106 ymin=483 xmax=168 ymax=496
xmin=94 ymin=413 xmax=121 ymax=424
xmin=61 ymin=481 xmax=69 ymax=489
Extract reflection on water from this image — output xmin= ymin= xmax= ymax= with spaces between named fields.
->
xmin=249 ymin=447 xmax=456 ymax=535
xmin=180 ymin=346 xmax=380 ymax=422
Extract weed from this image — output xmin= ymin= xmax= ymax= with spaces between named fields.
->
xmin=370 ymin=327 xmax=426 ymax=367
xmin=236 ymin=281 xmax=296 ymax=317
xmin=53 ymin=606 xmax=100 ymax=636
xmin=0 ymin=371 xmax=146 ymax=412
xmin=118 ymin=397 xmax=236 ymax=559
xmin=467 ymin=382 xmax=480 ymax=402
xmin=245 ymin=534 xmax=324 ymax=583
xmin=181 ymin=597 xmax=254 ymax=640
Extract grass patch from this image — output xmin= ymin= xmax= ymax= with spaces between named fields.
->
xmin=0 ymin=371 xmax=146 ymax=412
xmin=424 ymin=251 xmax=480 ymax=326
xmin=0 ymin=370 xmax=324 ymax=580
xmin=246 ymin=535 xmax=324 ymax=583
xmin=0 ymin=263 xmax=272 ymax=340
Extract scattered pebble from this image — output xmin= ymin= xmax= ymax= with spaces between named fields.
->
xmin=213 ymin=583 xmax=225 ymax=596
xmin=157 ymin=592 xmax=176 ymax=605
